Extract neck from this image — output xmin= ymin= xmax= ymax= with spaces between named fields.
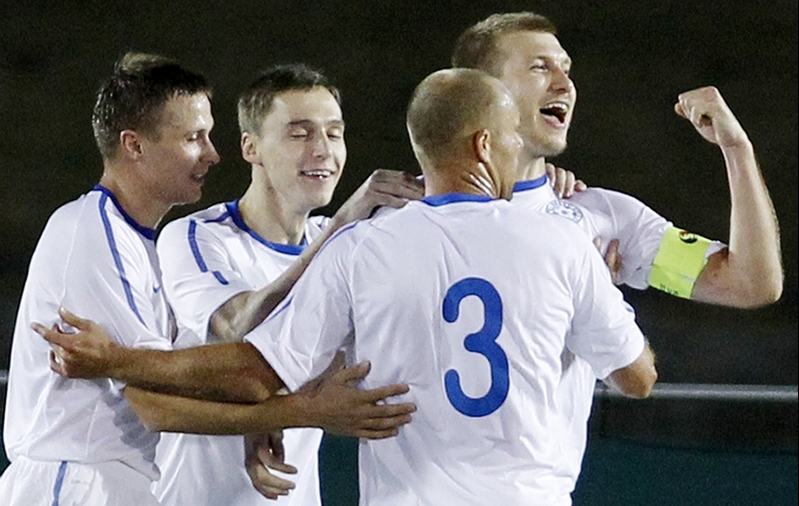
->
xmin=98 ymin=166 xmax=170 ymax=229
xmin=238 ymin=167 xmax=309 ymax=245
xmin=516 ymin=153 xmax=548 ymax=182
xmin=423 ymin=161 xmax=501 ymax=199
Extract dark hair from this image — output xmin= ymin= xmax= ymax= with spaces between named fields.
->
xmin=92 ymin=51 xmax=212 ymax=160
xmin=452 ymin=12 xmax=557 ymax=76
xmin=237 ymin=63 xmax=340 ymax=135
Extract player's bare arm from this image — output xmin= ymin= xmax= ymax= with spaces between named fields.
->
xmin=34 ymin=308 xmax=278 ymax=402
xmin=124 ymin=361 xmax=415 ymax=439
xmin=674 ymin=86 xmax=782 ymax=308
xmin=603 ymin=341 xmax=658 ymax=399
xmin=209 ymin=169 xmax=424 ymax=343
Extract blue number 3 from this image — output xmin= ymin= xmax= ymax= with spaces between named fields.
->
xmin=443 ymin=277 xmax=509 ymax=417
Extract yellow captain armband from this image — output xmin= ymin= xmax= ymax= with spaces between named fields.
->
xmin=649 ymin=226 xmax=713 ymax=299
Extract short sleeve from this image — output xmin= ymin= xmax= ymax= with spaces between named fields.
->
xmin=62 ymin=211 xmax=170 ymax=352
xmin=246 ymin=225 xmax=358 ymax=391
xmin=566 ymin=236 xmax=646 ymax=380
xmin=157 ymin=217 xmax=252 ymax=343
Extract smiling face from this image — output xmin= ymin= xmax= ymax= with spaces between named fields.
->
xmin=243 ymin=87 xmax=346 ymax=214
xmin=139 ymin=92 xmax=219 ymax=206
xmin=494 ymin=30 xmax=576 ymax=164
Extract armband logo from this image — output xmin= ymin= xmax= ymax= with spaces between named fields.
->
xmin=678 ymin=230 xmax=698 ymax=244
xmin=545 ymin=200 xmax=583 ymax=223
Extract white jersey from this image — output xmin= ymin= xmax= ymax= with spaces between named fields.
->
xmin=2 ymin=187 xmax=173 ymax=492
xmin=512 ymin=175 xmax=722 ymax=489
xmin=247 ymin=194 xmax=646 ymax=506
xmin=153 ymin=200 xmax=327 ymax=506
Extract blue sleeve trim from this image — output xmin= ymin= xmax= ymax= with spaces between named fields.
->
xmin=99 ymin=194 xmax=147 ymax=327
xmin=188 ymin=219 xmax=229 ymax=285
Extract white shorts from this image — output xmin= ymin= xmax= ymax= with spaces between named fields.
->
xmin=0 ymin=456 xmax=162 ymax=506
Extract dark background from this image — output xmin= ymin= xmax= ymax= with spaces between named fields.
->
xmin=1 ymin=0 xmax=796 ymax=504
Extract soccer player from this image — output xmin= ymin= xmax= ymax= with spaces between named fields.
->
xmin=35 ymin=67 xmax=658 ymax=505
xmin=0 ymin=51 xmax=220 ymax=506
xmin=0 ymin=52 xmax=415 ymax=506
xmin=451 ymin=10 xmax=783 ymax=495
xmin=152 ymin=64 xmax=424 ymax=505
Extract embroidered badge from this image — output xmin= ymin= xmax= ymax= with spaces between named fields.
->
xmin=545 ymin=200 xmax=584 ymax=223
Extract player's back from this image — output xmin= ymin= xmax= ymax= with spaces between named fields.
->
xmin=346 ymin=195 xmax=641 ymax=505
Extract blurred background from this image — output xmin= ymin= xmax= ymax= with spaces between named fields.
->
xmin=1 ymin=0 xmax=796 ymax=504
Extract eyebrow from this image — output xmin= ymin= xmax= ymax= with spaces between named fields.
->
xmin=533 ymin=54 xmax=572 ymax=66
xmin=287 ymin=119 xmax=345 ymax=128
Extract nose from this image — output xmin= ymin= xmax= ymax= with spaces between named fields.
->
xmin=550 ymin=66 xmax=574 ymax=93
xmin=204 ymin=138 xmax=221 ymax=165
xmin=311 ymin=133 xmax=332 ymax=159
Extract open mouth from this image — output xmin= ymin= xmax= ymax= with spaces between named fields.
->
xmin=540 ymin=102 xmax=569 ymax=125
xmin=301 ymin=169 xmax=334 ymax=180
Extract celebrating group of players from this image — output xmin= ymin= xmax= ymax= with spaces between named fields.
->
xmin=1 ymin=11 xmax=782 ymax=506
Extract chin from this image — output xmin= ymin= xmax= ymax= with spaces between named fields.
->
xmin=178 ymin=189 xmax=204 ymax=206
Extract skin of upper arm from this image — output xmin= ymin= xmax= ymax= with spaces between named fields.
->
xmin=691 ymin=247 xmax=782 ymax=308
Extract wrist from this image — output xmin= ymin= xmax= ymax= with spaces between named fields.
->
xmin=279 ymin=392 xmax=318 ymax=430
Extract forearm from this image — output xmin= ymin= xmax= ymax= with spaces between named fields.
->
xmin=603 ymin=341 xmax=657 ymax=399
xmin=109 ymin=342 xmax=282 ymax=402
xmin=208 ymin=224 xmax=341 ymax=343
xmin=126 ymin=386 xmax=305 ymax=435
xmin=693 ymin=142 xmax=783 ymax=307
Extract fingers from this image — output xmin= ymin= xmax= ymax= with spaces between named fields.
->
xmin=332 ymin=361 xmax=371 ymax=383
xmin=58 ymin=307 xmax=92 ymax=330
xmin=49 ymin=349 xmax=67 ymax=376
xmin=348 ymin=411 xmax=415 ymax=439
xmin=31 ymin=322 xmax=69 ymax=348
xmin=369 ymin=191 xmax=415 ymax=210
xmin=604 ymin=239 xmax=622 ymax=285
xmin=367 ymin=170 xmax=425 ymax=197
xmin=546 ymin=163 xmax=579 ymax=198
xmin=256 ymin=444 xmax=297 ymax=475
xmin=359 ymin=382 xmax=411 ymax=403
xmin=248 ymin=464 xmax=296 ymax=500
xmin=364 ymin=171 xmax=425 ymax=208
xmin=246 ymin=432 xmax=297 ymax=500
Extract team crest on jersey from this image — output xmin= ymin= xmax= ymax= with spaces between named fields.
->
xmin=546 ymin=200 xmax=583 ymax=223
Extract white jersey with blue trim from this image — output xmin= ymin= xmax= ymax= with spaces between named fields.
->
xmin=152 ymin=200 xmax=327 ymax=506
xmin=247 ymin=195 xmax=646 ymax=506
xmin=512 ymin=176 xmax=723 ymax=490
xmin=2 ymin=186 xmax=173 ymax=482
xmin=512 ymin=175 xmax=674 ymax=289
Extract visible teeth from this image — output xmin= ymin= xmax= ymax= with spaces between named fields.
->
xmin=303 ymin=170 xmax=332 ymax=177
xmin=544 ymin=102 xmax=568 ymax=112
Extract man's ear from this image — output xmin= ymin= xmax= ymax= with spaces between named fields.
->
xmin=472 ymin=128 xmax=492 ymax=165
xmin=241 ymin=132 xmax=259 ymax=164
xmin=119 ymin=130 xmax=143 ymax=160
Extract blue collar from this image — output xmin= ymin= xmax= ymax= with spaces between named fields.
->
xmin=421 ymin=193 xmax=495 ymax=206
xmin=92 ymin=185 xmax=157 ymax=240
xmin=225 ymin=200 xmax=308 ymax=255
xmin=513 ymin=175 xmax=549 ymax=193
